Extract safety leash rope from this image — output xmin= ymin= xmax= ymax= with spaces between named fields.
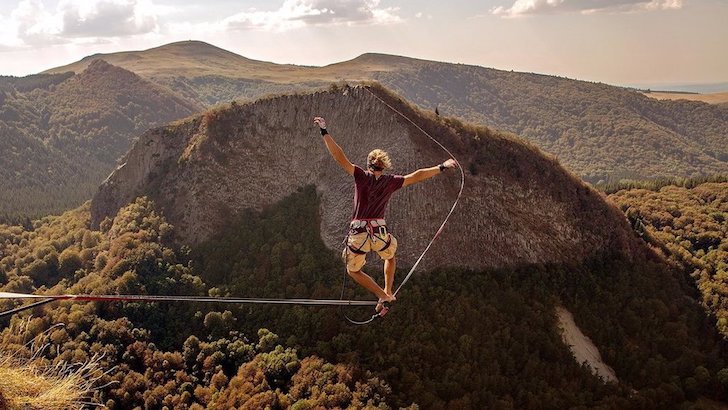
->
xmin=363 ymin=86 xmax=466 ymax=297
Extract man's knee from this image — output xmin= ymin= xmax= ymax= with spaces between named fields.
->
xmin=347 ymin=269 xmax=363 ymax=277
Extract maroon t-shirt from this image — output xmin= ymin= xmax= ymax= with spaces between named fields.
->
xmin=352 ymin=165 xmax=405 ymax=220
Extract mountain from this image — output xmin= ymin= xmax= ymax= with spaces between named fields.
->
xmin=45 ymin=41 xmax=728 ymax=183
xmin=0 ymin=60 xmax=202 ymax=220
xmin=46 ymin=40 xmax=296 ymax=80
xmin=90 ymin=84 xmax=639 ymax=270
xmin=43 ymin=40 xmax=403 ymax=82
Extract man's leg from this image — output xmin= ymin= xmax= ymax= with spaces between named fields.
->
xmin=347 ymin=269 xmax=391 ymax=300
xmin=384 ymin=256 xmax=396 ymax=298
xmin=344 ymin=232 xmax=393 ymax=305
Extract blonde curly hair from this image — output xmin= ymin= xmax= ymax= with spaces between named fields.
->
xmin=367 ymin=149 xmax=392 ymax=170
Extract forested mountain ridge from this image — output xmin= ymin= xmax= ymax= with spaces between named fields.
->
xmin=0 ymin=60 xmax=202 ymax=221
xmin=90 ymin=84 xmax=639 ymax=271
xmin=368 ymin=60 xmax=728 ymax=183
xmin=45 ymin=41 xmax=728 ymax=182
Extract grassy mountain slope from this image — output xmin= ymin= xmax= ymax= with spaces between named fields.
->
xmin=44 ymin=40 xmax=394 ymax=83
xmin=45 ymin=40 xmax=281 ymax=78
xmin=44 ymin=42 xmax=728 ymax=182
xmin=0 ymin=60 xmax=202 ymax=220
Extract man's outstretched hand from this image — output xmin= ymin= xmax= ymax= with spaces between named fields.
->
xmin=313 ymin=117 xmax=327 ymax=129
xmin=443 ymin=158 xmax=458 ymax=169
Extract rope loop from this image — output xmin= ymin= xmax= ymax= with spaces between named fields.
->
xmin=362 ymin=86 xmax=466 ymax=296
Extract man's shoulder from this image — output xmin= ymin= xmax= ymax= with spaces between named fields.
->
xmin=353 ymin=165 xmax=366 ymax=178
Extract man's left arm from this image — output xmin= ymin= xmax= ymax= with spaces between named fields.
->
xmin=402 ymin=159 xmax=458 ymax=187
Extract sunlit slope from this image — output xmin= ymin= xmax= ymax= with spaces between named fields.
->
xmin=643 ymin=90 xmax=728 ymax=104
xmin=45 ymin=42 xmax=728 ymax=181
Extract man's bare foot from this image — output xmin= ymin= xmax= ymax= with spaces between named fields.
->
xmin=376 ymin=294 xmax=396 ymax=312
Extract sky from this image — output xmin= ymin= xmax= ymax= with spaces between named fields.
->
xmin=0 ymin=0 xmax=726 ymax=88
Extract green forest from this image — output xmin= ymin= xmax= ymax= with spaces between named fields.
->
xmin=2 ymin=186 xmax=728 ymax=408
xmin=0 ymin=198 xmax=392 ymax=409
xmin=0 ymin=62 xmax=199 ymax=220
xmin=609 ymin=181 xmax=728 ymax=337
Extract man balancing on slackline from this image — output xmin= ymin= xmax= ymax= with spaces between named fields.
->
xmin=313 ymin=116 xmax=458 ymax=313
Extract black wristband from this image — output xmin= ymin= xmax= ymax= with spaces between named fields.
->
xmin=320 ymin=128 xmax=328 ymax=136
xmin=438 ymin=163 xmax=446 ymax=172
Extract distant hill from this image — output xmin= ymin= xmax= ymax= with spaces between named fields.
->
xmin=46 ymin=40 xmax=300 ymax=80
xmin=362 ymin=59 xmax=728 ymax=183
xmin=643 ymin=90 xmax=728 ymax=104
xmin=43 ymin=40 xmax=398 ymax=82
xmin=46 ymin=41 xmax=728 ymax=183
xmin=0 ymin=60 xmax=201 ymax=220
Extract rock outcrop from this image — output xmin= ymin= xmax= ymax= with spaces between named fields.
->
xmin=91 ymin=85 xmax=637 ymax=270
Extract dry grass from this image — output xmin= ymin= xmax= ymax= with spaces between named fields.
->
xmin=0 ymin=356 xmax=102 ymax=409
xmin=0 ymin=321 xmax=107 ymax=410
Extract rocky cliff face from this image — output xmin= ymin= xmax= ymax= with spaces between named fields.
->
xmin=90 ymin=85 xmax=637 ymax=270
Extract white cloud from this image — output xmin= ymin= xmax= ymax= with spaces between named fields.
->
xmin=224 ymin=0 xmax=402 ymax=32
xmin=59 ymin=0 xmax=159 ymax=37
xmin=11 ymin=0 xmax=64 ymax=45
xmin=3 ymin=0 xmax=160 ymax=48
xmin=0 ymin=11 xmax=18 ymax=49
xmin=492 ymin=0 xmax=683 ymax=17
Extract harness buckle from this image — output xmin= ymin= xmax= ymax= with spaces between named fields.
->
xmin=378 ymin=304 xmax=391 ymax=317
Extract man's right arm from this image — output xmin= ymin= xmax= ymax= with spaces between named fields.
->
xmin=314 ymin=117 xmax=354 ymax=176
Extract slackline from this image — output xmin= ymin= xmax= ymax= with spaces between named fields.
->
xmin=0 ymin=291 xmax=377 ymax=319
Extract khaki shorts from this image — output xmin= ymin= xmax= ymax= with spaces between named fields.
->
xmin=342 ymin=232 xmax=398 ymax=272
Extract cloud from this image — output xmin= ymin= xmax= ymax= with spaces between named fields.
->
xmin=59 ymin=0 xmax=159 ymax=37
xmin=224 ymin=0 xmax=402 ymax=32
xmin=11 ymin=0 xmax=64 ymax=45
xmin=5 ymin=0 xmax=160 ymax=47
xmin=492 ymin=0 xmax=683 ymax=17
